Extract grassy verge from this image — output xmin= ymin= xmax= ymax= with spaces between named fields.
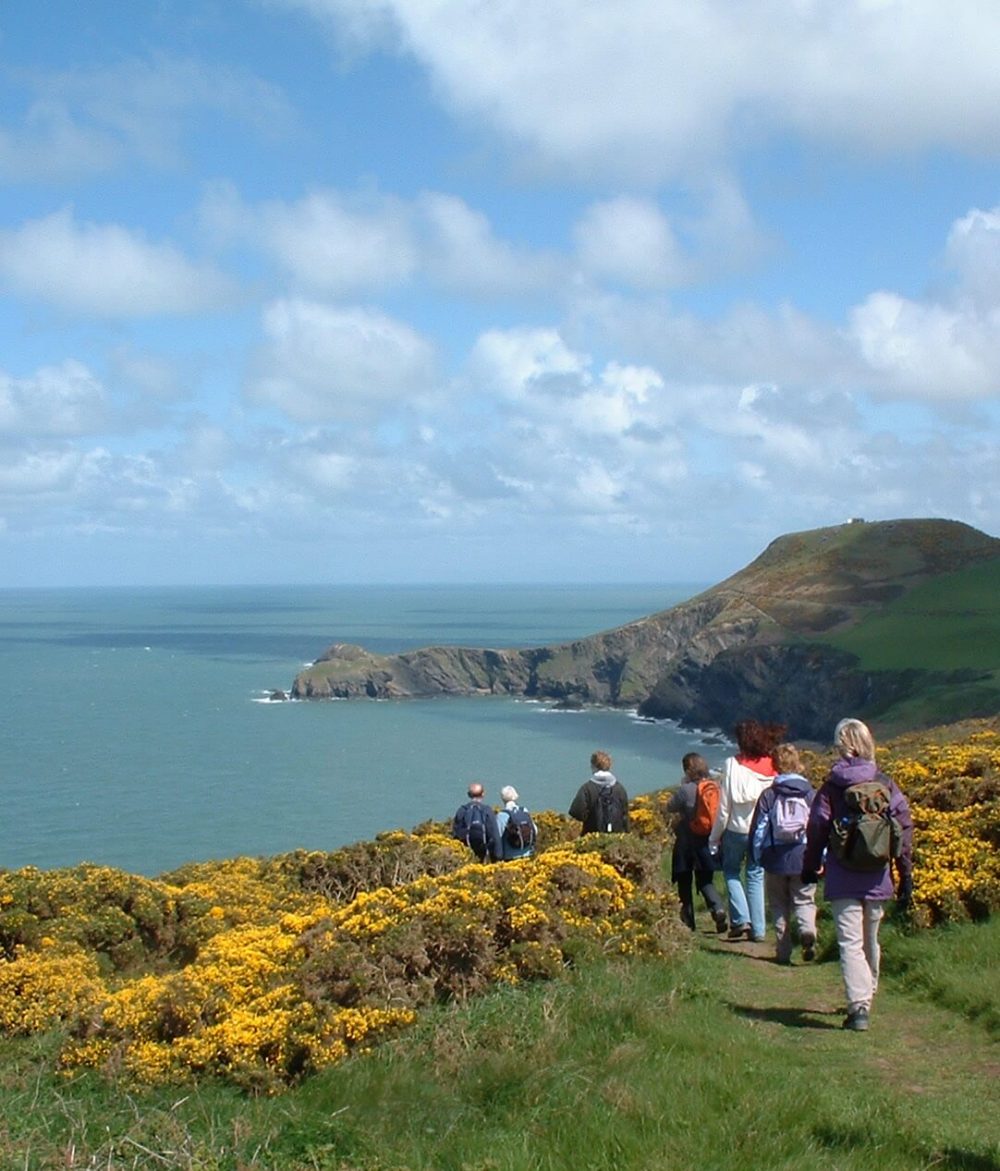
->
xmin=1 ymin=917 xmax=997 ymax=1170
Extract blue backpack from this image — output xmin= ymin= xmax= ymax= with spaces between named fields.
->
xmin=455 ymin=802 xmax=490 ymax=856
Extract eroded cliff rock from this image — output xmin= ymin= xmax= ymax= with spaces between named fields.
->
xmin=290 ymin=519 xmax=1000 ymax=735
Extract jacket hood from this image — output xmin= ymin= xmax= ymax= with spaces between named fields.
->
xmin=726 ymin=757 xmax=774 ymax=804
xmin=592 ymin=770 xmax=618 ymax=787
xmin=828 ymin=757 xmax=878 ymax=789
xmin=772 ymin=772 xmax=813 ymax=796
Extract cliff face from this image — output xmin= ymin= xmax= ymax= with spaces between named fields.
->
xmin=290 ymin=519 xmax=1000 ymax=736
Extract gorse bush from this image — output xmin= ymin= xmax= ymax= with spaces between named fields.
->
xmin=0 ymin=719 xmax=996 ymax=1092
xmin=0 ymin=829 xmax=684 ymax=1092
xmin=266 ymin=831 xmax=470 ymax=904
xmin=801 ymin=721 xmax=1000 ymax=925
xmin=880 ymin=727 xmax=1000 ymax=924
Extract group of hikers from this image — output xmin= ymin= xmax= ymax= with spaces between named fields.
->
xmin=450 ymin=749 xmax=630 ymax=864
xmin=452 ymin=716 xmax=913 ymax=1034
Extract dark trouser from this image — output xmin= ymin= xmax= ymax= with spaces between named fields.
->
xmin=677 ymin=869 xmax=724 ymax=929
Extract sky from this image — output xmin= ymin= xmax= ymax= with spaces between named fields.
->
xmin=2 ymin=0 xmax=999 ymax=587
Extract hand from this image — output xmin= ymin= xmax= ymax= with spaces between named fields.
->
xmin=801 ymin=871 xmax=820 ymax=886
xmin=896 ymin=873 xmax=913 ymax=911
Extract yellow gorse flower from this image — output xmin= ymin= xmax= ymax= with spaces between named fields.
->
xmin=3 ymin=724 xmax=995 ymax=1089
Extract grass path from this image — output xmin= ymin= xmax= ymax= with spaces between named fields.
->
xmin=680 ymin=923 xmax=1000 ymax=1169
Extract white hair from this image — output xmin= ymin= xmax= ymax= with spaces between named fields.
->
xmin=834 ymin=718 xmax=876 ymax=761
xmin=500 ymin=785 xmax=518 ymax=803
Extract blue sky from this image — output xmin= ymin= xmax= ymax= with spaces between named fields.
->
xmin=2 ymin=0 xmax=999 ymax=587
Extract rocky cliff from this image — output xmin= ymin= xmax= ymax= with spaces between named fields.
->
xmin=290 ymin=519 xmax=1000 ymax=737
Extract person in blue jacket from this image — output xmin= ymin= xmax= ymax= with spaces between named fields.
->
xmin=749 ymin=743 xmax=817 ymax=965
xmin=495 ymin=785 xmax=537 ymax=861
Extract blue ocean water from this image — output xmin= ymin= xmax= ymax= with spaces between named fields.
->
xmin=0 ymin=584 xmax=727 ymax=876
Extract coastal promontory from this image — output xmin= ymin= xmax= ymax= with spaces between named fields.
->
xmin=291 ymin=519 xmax=1000 ymax=737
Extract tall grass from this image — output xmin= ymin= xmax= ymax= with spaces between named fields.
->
xmin=880 ymin=916 xmax=1000 ymax=1034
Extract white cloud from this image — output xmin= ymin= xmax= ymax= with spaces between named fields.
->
xmin=0 ymin=361 xmax=108 ymax=436
xmin=202 ymin=184 xmax=561 ymax=299
xmin=247 ymin=298 xmax=437 ymax=422
xmin=846 ymin=205 xmax=1000 ymax=402
xmin=0 ymin=100 xmax=120 ymax=183
xmin=945 ymin=205 xmax=1000 ymax=309
xmin=5 ymin=55 xmax=295 ymax=178
xmin=203 ymin=184 xmax=416 ymax=296
xmin=282 ymin=0 xmax=1000 ymax=181
xmin=570 ymin=290 xmax=855 ymax=389
xmin=849 ymin=291 xmax=1000 ymax=401
xmin=108 ymin=347 xmax=187 ymax=403
xmin=575 ymin=197 xmax=685 ymax=289
xmin=469 ymin=327 xmax=590 ymax=400
xmin=0 ymin=209 xmax=239 ymax=317
xmin=0 ymin=446 xmax=84 ymax=496
xmin=417 ymin=192 xmax=561 ymax=296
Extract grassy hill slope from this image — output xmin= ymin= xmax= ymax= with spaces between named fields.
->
xmin=2 ymin=921 xmax=996 ymax=1169
xmin=822 ymin=558 xmax=1000 ymax=670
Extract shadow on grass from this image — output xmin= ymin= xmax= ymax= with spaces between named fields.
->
xmin=814 ymin=1126 xmax=1000 ymax=1171
xmin=729 ymin=1003 xmax=842 ymax=1030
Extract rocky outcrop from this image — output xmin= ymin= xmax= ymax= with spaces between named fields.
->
xmin=291 ymin=519 xmax=1000 ymax=734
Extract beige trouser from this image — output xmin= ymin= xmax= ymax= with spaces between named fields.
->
xmin=765 ymin=873 xmax=817 ymax=962
xmin=830 ymin=897 xmax=885 ymax=1013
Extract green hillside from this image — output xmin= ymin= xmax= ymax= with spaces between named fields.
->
xmin=822 ymin=557 xmax=1000 ymax=670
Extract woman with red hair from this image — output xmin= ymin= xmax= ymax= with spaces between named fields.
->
xmin=709 ymin=718 xmax=785 ymax=941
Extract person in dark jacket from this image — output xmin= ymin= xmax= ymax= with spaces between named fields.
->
xmin=451 ymin=781 xmax=502 ymax=862
xmin=569 ymin=750 xmax=629 ymax=834
xmin=749 ymin=743 xmax=817 ymax=964
xmin=667 ymin=753 xmax=727 ymax=933
xmin=802 ymin=718 xmax=913 ymax=1032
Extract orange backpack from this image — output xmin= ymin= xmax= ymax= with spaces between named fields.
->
xmin=688 ymin=778 xmax=720 ymax=836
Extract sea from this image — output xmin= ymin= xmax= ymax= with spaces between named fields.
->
xmin=0 ymin=584 xmax=730 ymax=877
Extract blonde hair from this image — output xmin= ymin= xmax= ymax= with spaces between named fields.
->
xmin=591 ymin=750 xmax=612 ymax=772
xmin=773 ymin=743 xmax=802 ymax=775
xmin=834 ymin=718 xmax=876 ymax=761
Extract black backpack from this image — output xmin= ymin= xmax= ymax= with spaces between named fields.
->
xmin=596 ymin=783 xmax=625 ymax=833
xmin=503 ymin=805 xmax=536 ymax=851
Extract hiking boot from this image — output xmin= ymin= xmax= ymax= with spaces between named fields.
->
xmin=801 ymin=933 xmax=816 ymax=962
xmin=712 ymin=908 xmax=728 ymax=934
xmin=726 ymin=924 xmax=751 ymax=941
xmin=842 ymin=1008 xmax=870 ymax=1032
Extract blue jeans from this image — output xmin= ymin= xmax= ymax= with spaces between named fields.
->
xmin=721 ymin=830 xmax=766 ymax=938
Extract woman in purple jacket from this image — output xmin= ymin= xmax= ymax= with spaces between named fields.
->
xmin=802 ymin=718 xmax=913 ymax=1032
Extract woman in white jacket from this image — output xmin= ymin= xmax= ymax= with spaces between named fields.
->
xmin=709 ymin=718 xmax=785 ymax=941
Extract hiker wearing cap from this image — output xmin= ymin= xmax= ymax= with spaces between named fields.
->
xmin=569 ymin=750 xmax=629 ymax=834
xmin=451 ymin=782 xmax=501 ymax=862
xmin=802 ymin=718 xmax=913 ymax=1032
xmin=495 ymin=785 xmax=538 ymax=861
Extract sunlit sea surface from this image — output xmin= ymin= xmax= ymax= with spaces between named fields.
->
xmin=0 ymin=583 xmax=729 ymax=876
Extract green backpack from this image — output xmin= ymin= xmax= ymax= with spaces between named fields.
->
xmin=829 ymin=777 xmax=904 ymax=871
